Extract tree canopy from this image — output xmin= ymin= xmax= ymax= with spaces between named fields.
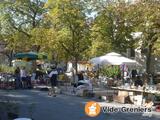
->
xmin=0 ymin=0 xmax=160 ymax=73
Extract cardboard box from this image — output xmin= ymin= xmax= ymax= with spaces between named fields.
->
xmin=129 ymin=92 xmax=134 ymax=96
xmin=113 ymin=95 xmax=125 ymax=103
xmin=118 ymin=91 xmax=128 ymax=97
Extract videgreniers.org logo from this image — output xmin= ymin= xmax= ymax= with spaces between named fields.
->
xmin=102 ymin=106 xmax=152 ymax=113
xmin=85 ymin=101 xmax=152 ymax=117
xmin=85 ymin=101 xmax=101 ymax=117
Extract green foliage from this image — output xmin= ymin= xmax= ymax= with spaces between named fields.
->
xmin=0 ymin=0 xmax=48 ymax=65
xmin=89 ymin=2 xmax=136 ymax=57
xmin=126 ymin=1 xmax=160 ymax=73
xmin=155 ymin=94 xmax=160 ymax=101
xmin=46 ymin=0 xmax=91 ymax=62
xmin=101 ymin=65 xmax=121 ymax=78
xmin=128 ymin=1 xmax=160 ymax=49
xmin=0 ymin=64 xmax=15 ymax=74
xmin=0 ymin=0 xmax=160 ymax=71
xmin=0 ymin=0 xmax=47 ymax=52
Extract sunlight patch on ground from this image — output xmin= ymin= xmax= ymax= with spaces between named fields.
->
xmin=4 ymin=94 xmax=30 ymax=98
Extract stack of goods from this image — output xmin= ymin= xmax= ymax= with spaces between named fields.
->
xmin=157 ymin=83 xmax=160 ymax=90
xmin=133 ymin=95 xmax=143 ymax=106
xmin=113 ymin=91 xmax=129 ymax=104
xmin=107 ymin=79 xmax=114 ymax=87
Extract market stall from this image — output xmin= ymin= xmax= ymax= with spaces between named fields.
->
xmin=14 ymin=52 xmax=48 ymax=88
xmin=90 ymin=52 xmax=141 ymax=85
xmin=90 ymin=52 xmax=139 ymax=66
xmin=110 ymin=86 xmax=160 ymax=113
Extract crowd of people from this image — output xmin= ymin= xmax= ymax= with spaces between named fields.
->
xmin=123 ymin=69 xmax=154 ymax=88
xmin=14 ymin=65 xmax=49 ymax=89
xmin=14 ymin=67 xmax=32 ymax=89
xmin=14 ymin=64 xmax=64 ymax=91
xmin=13 ymin=64 xmax=154 ymax=97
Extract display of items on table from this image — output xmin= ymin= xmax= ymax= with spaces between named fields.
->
xmin=113 ymin=90 xmax=133 ymax=104
xmin=72 ymin=71 xmax=94 ymax=97
xmin=112 ymin=70 xmax=160 ymax=107
xmin=157 ymin=83 xmax=160 ymax=90
xmin=75 ymin=80 xmax=93 ymax=97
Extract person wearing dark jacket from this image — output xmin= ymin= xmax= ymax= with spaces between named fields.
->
xmin=14 ymin=67 xmax=21 ymax=89
xmin=48 ymin=67 xmax=58 ymax=97
xmin=77 ymin=71 xmax=84 ymax=81
xmin=135 ymin=75 xmax=143 ymax=87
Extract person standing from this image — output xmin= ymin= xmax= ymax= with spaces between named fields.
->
xmin=131 ymin=69 xmax=137 ymax=79
xmin=20 ymin=67 xmax=27 ymax=88
xmin=77 ymin=71 xmax=84 ymax=81
xmin=135 ymin=75 xmax=143 ymax=87
xmin=14 ymin=67 xmax=21 ymax=89
xmin=48 ymin=66 xmax=58 ymax=97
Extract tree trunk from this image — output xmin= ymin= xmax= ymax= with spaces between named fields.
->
xmin=32 ymin=60 xmax=37 ymax=73
xmin=9 ymin=58 xmax=12 ymax=67
xmin=146 ymin=45 xmax=152 ymax=74
xmin=6 ymin=50 xmax=14 ymax=67
xmin=75 ymin=57 xmax=78 ymax=74
xmin=31 ymin=45 xmax=41 ymax=72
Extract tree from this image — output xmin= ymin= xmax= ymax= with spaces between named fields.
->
xmin=89 ymin=2 xmax=136 ymax=58
xmin=0 ymin=0 xmax=47 ymax=65
xmin=0 ymin=11 xmax=29 ymax=66
xmin=1 ymin=0 xmax=46 ymax=34
xmin=46 ymin=0 xmax=91 ymax=73
xmin=128 ymin=1 xmax=160 ymax=74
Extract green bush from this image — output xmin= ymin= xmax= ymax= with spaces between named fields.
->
xmin=0 ymin=64 xmax=15 ymax=74
xmin=101 ymin=65 xmax=121 ymax=78
xmin=155 ymin=94 xmax=160 ymax=101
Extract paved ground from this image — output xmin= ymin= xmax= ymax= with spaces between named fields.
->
xmin=0 ymin=89 xmax=160 ymax=120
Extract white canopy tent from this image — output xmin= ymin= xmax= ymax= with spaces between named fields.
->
xmin=90 ymin=52 xmax=140 ymax=66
